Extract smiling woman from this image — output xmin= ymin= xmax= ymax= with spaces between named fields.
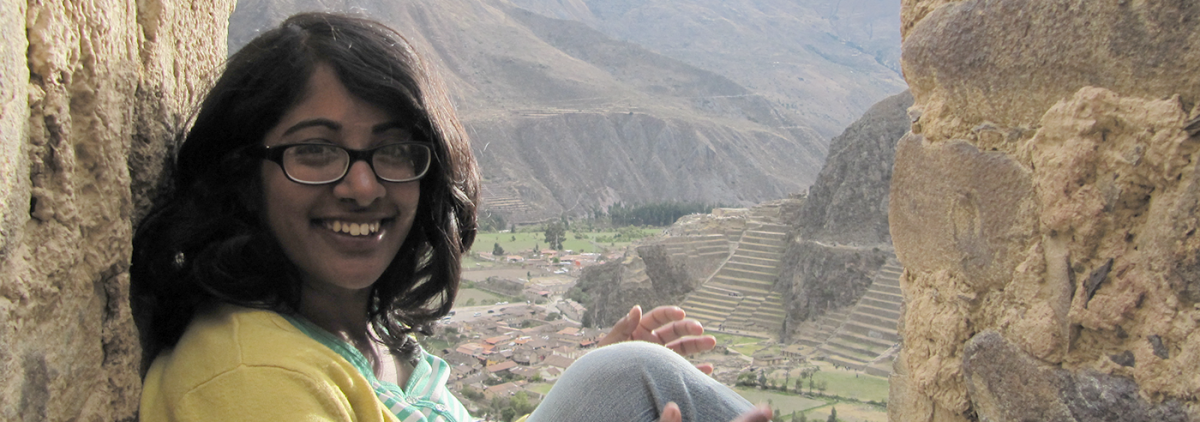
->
xmin=130 ymin=11 xmax=767 ymax=422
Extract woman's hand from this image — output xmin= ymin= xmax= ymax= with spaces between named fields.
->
xmin=657 ymin=402 xmax=772 ymax=422
xmin=597 ymin=305 xmax=718 ymax=372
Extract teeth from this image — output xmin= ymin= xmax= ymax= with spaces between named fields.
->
xmin=323 ymin=220 xmax=381 ymax=236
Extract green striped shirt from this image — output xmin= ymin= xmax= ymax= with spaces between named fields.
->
xmin=285 ymin=315 xmax=475 ymax=422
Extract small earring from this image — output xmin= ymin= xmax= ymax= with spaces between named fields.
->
xmin=173 ymin=251 xmax=186 ymax=269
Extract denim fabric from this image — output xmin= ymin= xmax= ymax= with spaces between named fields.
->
xmin=527 ymin=341 xmax=753 ymax=422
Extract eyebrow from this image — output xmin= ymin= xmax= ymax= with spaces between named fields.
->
xmin=371 ymin=121 xmax=409 ymax=134
xmin=280 ymin=119 xmax=410 ymax=136
xmin=282 ymin=118 xmax=341 ymax=136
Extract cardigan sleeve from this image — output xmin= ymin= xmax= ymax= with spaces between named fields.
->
xmin=151 ymin=364 xmax=389 ymax=422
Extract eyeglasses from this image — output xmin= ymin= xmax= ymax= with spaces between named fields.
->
xmin=255 ymin=142 xmax=432 ymax=185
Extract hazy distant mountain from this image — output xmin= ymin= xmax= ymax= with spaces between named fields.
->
xmin=227 ymin=0 xmax=903 ymax=222
xmin=505 ymin=0 xmax=906 ymax=138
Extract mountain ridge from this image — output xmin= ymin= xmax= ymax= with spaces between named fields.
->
xmin=228 ymin=0 xmax=903 ymax=221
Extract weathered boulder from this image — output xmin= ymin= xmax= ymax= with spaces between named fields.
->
xmin=0 ymin=1 xmax=233 ymax=421
xmin=962 ymin=330 xmax=1189 ymax=422
xmin=891 ymin=0 xmax=1200 ymax=420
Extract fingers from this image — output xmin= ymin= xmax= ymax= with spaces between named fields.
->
xmin=598 ymin=305 xmax=641 ymax=347
xmin=665 ymin=334 xmax=717 ymax=356
xmin=601 ymin=305 xmax=713 ymax=352
xmin=694 ymin=363 xmax=714 ymax=375
xmin=730 ymin=405 xmax=772 ymax=422
xmin=653 ymin=319 xmax=705 ymax=345
xmin=635 ymin=306 xmax=687 ymax=342
xmin=658 ymin=402 xmax=682 ymax=422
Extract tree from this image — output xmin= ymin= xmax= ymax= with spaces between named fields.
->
xmin=511 ymin=391 xmax=536 ymax=417
xmin=544 ymin=221 xmax=566 ymax=250
xmin=826 ymin=407 xmax=837 ymax=422
xmin=493 ymin=242 xmax=505 ymax=256
xmin=737 ymin=372 xmax=757 ymax=387
xmin=757 ymin=371 xmax=767 ymax=388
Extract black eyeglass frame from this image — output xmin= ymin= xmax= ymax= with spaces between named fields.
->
xmin=254 ymin=142 xmax=433 ymax=185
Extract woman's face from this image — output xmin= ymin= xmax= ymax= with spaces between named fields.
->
xmin=261 ymin=64 xmax=420 ymax=297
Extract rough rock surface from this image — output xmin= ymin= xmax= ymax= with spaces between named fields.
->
xmin=797 ymin=90 xmax=912 ymax=245
xmin=891 ymin=0 xmax=1200 ymax=420
xmin=777 ymin=90 xmax=911 ymax=339
xmin=778 ymin=242 xmax=888 ymax=335
xmin=0 ymin=1 xmax=233 ymax=421
xmin=961 ymin=330 xmax=1189 ymax=422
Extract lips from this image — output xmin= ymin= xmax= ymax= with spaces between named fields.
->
xmin=321 ymin=219 xmax=383 ymax=236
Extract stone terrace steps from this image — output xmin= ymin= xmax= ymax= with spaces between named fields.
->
xmin=812 ymin=257 xmax=904 ymax=375
xmin=681 ymin=222 xmax=790 ymax=338
xmin=481 ymin=184 xmax=533 ymax=216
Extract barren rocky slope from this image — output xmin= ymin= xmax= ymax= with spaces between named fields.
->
xmin=778 ymin=90 xmax=911 ymax=334
xmin=507 ymin=0 xmax=907 ymax=138
xmin=229 ymin=0 xmax=905 ymax=222
xmin=575 ymin=90 xmax=912 ymax=338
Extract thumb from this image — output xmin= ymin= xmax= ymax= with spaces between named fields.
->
xmin=658 ymin=402 xmax=681 ymax=422
xmin=601 ymin=305 xmax=641 ymax=346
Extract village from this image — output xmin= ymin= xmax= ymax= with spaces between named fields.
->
xmin=426 ymin=246 xmax=825 ymax=420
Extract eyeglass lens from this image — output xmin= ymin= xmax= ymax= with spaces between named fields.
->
xmin=281 ymin=144 xmax=429 ymax=183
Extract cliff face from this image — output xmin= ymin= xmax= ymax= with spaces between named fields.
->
xmin=0 ymin=1 xmax=233 ymax=421
xmin=891 ymin=1 xmax=1200 ymax=420
xmin=797 ymin=90 xmax=912 ymax=245
xmin=776 ymin=90 xmax=911 ymax=339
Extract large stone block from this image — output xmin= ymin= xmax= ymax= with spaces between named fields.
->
xmin=962 ymin=330 xmax=1189 ymax=422
xmin=893 ymin=0 xmax=1200 ymax=420
xmin=1 ymin=1 xmax=233 ymax=421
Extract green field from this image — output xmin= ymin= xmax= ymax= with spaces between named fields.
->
xmin=734 ymin=387 xmax=827 ymax=414
xmin=720 ymin=338 xmax=888 ymax=422
xmin=454 ymin=288 xmax=506 ymax=307
xmin=808 ymin=361 xmax=889 ymax=403
xmin=471 ymin=228 xmax=661 ymax=257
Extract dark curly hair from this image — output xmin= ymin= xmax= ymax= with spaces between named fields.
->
xmin=131 ymin=12 xmax=479 ymax=372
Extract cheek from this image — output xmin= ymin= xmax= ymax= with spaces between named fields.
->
xmin=261 ymin=167 xmax=306 ymax=247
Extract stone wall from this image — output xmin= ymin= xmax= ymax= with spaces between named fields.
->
xmin=890 ymin=1 xmax=1200 ymax=420
xmin=0 ymin=1 xmax=233 ymax=420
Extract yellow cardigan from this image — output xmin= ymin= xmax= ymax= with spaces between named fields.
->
xmin=141 ymin=305 xmax=466 ymax=421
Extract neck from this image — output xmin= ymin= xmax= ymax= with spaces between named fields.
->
xmin=298 ymin=282 xmax=373 ymax=346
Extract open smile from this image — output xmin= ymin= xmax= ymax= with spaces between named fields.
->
xmin=319 ymin=219 xmax=389 ymax=236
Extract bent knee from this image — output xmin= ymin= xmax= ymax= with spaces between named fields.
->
xmin=578 ymin=341 xmax=690 ymax=369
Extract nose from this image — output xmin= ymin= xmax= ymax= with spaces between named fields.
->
xmin=333 ymin=160 xmax=386 ymax=207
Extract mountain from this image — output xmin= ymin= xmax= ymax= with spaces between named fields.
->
xmin=796 ymin=90 xmax=912 ymax=245
xmin=228 ymin=0 xmax=904 ymax=222
xmin=504 ymin=0 xmax=906 ymax=138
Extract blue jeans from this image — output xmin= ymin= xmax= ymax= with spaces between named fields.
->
xmin=527 ymin=341 xmax=753 ymax=422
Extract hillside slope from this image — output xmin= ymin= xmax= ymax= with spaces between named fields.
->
xmin=226 ymin=0 xmax=899 ymax=221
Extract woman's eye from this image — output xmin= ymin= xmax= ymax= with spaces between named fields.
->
xmin=287 ymin=145 xmax=342 ymax=165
